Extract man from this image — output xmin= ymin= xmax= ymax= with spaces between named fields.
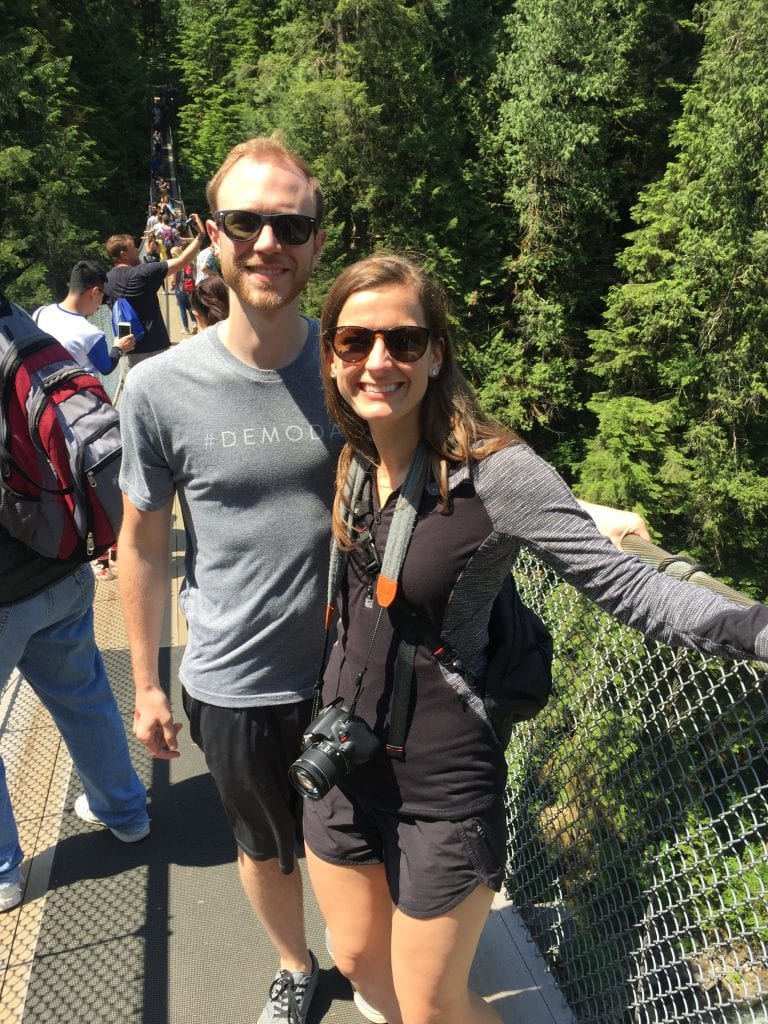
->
xmin=104 ymin=211 xmax=204 ymax=374
xmin=118 ymin=136 xmax=650 ymax=1023
xmin=119 ymin=136 xmax=331 ymax=1024
xmin=34 ymin=260 xmax=135 ymax=376
xmin=195 ymin=242 xmax=219 ymax=285
xmin=0 ymin=298 xmax=150 ymax=915
xmin=35 ymin=260 xmax=132 ymax=581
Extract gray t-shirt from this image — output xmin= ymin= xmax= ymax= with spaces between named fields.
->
xmin=119 ymin=320 xmax=343 ymax=707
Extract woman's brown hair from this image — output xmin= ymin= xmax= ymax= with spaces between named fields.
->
xmin=190 ymin=275 xmax=229 ymax=328
xmin=319 ymin=253 xmax=520 ymax=547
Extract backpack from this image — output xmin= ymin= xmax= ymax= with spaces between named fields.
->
xmin=182 ymin=264 xmax=195 ymax=294
xmin=474 ymin=573 xmax=553 ymax=746
xmin=320 ymin=447 xmax=554 ymax=751
xmin=0 ymin=296 xmax=123 ymax=561
xmin=110 ymin=295 xmax=145 ymax=343
xmin=161 ymin=225 xmax=176 ymax=257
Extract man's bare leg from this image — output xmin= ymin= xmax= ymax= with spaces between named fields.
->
xmin=237 ymin=848 xmax=312 ymax=973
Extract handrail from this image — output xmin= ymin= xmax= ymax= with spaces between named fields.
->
xmin=620 ymin=534 xmax=757 ymax=607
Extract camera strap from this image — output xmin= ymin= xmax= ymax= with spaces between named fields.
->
xmin=314 ymin=442 xmax=430 ymax=756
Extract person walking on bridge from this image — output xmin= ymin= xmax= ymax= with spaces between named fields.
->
xmin=104 ymin=212 xmax=204 ymax=377
xmin=118 ymin=137 xmax=330 ymax=1024
xmin=34 ymin=260 xmax=135 ymax=377
xmin=0 ymin=297 xmax=150 ymax=915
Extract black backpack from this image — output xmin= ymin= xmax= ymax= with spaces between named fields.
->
xmin=475 ymin=573 xmax=553 ymax=746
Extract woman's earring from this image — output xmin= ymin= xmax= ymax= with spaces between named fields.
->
xmin=330 ymin=366 xmax=337 ymax=379
xmin=430 ymin=366 xmax=441 ymax=378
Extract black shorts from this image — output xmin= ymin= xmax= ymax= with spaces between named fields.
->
xmin=302 ymin=787 xmax=507 ymax=918
xmin=182 ymin=689 xmax=313 ymax=875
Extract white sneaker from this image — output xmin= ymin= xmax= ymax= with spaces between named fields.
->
xmin=92 ymin=563 xmax=117 ymax=581
xmin=325 ymin=926 xmax=388 ymax=1022
xmin=353 ymin=991 xmax=388 ymax=1023
xmin=74 ymin=795 xmax=150 ymax=843
xmin=0 ymin=879 xmax=22 ymax=912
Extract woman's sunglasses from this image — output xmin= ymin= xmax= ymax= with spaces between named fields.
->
xmin=324 ymin=325 xmax=435 ymax=364
xmin=214 ymin=210 xmax=316 ymax=246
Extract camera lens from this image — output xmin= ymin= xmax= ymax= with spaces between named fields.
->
xmin=289 ymin=764 xmax=325 ymax=800
xmin=288 ymin=742 xmax=345 ymax=801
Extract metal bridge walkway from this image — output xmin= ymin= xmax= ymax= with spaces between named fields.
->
xmin=0 ymin=318 xmax=574 ymax=1024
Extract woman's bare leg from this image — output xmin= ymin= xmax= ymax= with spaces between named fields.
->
xmin=305 ymin=845 xmax=402 ymax=1022
xmin=391 ymin=883 xmax=502 ymax=1024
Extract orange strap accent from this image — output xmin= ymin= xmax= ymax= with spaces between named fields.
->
xmin=324 ymin=604 xmax=336 ymax=630
xmin=376 ymin=575 xmax=398 ymax=607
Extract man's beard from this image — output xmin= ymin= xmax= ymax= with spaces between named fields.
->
xmin=222 ymin=253 xmax=310 ymax=312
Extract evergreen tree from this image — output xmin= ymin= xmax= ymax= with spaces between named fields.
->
xmin=62 ymin=0 xmax=149 ymax=235
xmin=166 ymin=0 xmax=281 ymax=211
xmin=473 ymin=0 xmax=698 ymax=466
xmin=162 ymin=1 xmax=507 ymax=335
xmin=579 ymin=0 xmax=768 ymax=592
xmin=234 ymin=0 xmax=500 ymax=317
xmin=0 ymin=0 xmax=148 ymax=306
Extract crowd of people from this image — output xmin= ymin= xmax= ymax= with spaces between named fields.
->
xmin=2 ymin=122 xmax=767 ymax=1024
xmin=143 ymin=131 xmax=223 ymax=339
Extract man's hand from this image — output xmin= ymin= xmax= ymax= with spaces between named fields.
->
xmin=189 ymin=211 xmax=205 ymax=236
xmin=577 ymin=499 xmax=652 ymax=551
xmin=133 ymin=688 xmax=183 ymax=759
xmin=115 ymin=332 xmax=136 ymax=354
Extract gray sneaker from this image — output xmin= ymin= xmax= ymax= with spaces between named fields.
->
xmin=258 ymin=950 xmax=319 ymax=1024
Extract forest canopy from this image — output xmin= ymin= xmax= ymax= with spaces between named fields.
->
xmin=1 ymin=0 xmax=766 ymax=592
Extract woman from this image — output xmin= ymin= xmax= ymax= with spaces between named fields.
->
xmin=189 ymin=274 xmax=229 ymax=331
xmin=159 ymin=213 xmax=180 ymax=257
xmin=302 ymin=253 xmax=768 ymax=1024
xmin=168 ymin=246 xmax=194 ymax=335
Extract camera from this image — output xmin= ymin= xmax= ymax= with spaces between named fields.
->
xmin=117 ymin=322 xmax=132 ymax=339
xmin=288 ymin=701 xmax=380 ymax=801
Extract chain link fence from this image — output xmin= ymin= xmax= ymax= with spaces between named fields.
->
xmin=89 ymin=305 xmax=120 ymax=403
xmin=89 ymin=279 xmax=176 ymax=409
xmin=508 ymin=548 xmax=768 ymax=1024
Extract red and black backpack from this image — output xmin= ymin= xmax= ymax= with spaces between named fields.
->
xmin=0 ymin=296 xmax=123 ymax=560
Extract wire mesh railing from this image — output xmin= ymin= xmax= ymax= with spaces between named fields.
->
xmin=88 ymin=305 xmax=120 ymax=403
xmin=88 ymin=282 xmax=174 ymax=410
xmin=508 ymin=547 xmax=768 ymax=1024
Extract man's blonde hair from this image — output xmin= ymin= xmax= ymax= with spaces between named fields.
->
xmin=205 ymin=135 xmax=324 ymax=225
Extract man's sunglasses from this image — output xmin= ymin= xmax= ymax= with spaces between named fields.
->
xmin=214 ymin=210 xmax=316 ymax=246
xmin=324 ymin=325 xmax=435 ymax=364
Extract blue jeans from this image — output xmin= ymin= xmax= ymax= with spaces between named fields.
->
xmin=175 ymin=288 xmax=191 ymax=331
xmin=0 ymin=565 xmax=148 ymax=883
